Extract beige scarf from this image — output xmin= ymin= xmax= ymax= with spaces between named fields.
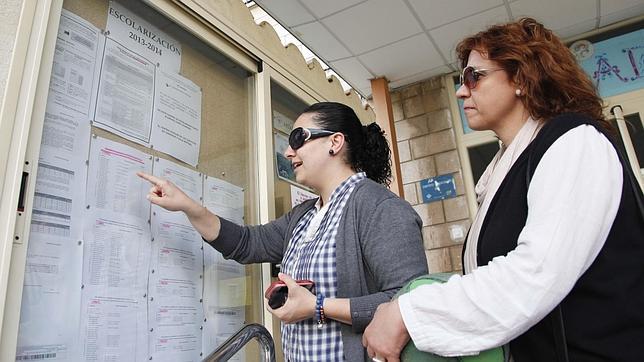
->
xmin=464 ymin=117 xmax=542 ymax=274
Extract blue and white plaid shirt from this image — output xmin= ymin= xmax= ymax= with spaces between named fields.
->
xmin=280 ymin=172 xmax=366 ymax=362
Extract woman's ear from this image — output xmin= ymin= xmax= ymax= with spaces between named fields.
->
xmin=329 ymin=132 xmax=345 ymax=155
xmin=511 ymin=72 xmax=524 ymax=95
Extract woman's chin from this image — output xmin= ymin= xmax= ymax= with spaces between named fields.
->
xmin=293 ymin=172 xmax=305 ymax=185
xmin=467 ymin=121 xmax=486 ymax=131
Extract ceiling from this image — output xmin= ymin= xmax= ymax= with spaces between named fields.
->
xmin=253 ymin=0 xmax=644 ymax=98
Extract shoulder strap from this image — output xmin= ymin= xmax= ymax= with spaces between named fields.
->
xmin=613 ymin=142 xmax=644 ymax=217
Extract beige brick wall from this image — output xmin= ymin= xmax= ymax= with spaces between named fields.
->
xmin=393 ymin=76 xmax=470 ymax=274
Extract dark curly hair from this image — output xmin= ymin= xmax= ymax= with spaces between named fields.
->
xmin=301 ymin=102 xmax=392 ymax=185
xmin=456 ymin=17 xmax=611 ymax=132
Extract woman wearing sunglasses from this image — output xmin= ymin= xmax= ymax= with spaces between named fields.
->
xmin=139 ymin=101 xmax=428 ymax=361
xmin=363 ymin=18 xmax=644 ymax=361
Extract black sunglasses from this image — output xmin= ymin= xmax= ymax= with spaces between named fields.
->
xmin=460 ymin=65 xmax=503 ymax=89
xmin=288 ymin=127 xmax=336 ymax=150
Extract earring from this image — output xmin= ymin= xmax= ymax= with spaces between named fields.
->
xmin=515 ymin=89 xmax=521 ymax=96
xmin=328 ymin=149 xmax=334 ymax=155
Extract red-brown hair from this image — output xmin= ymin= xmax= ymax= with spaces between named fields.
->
xmin=456 ymin=18 xmax=611 ymax=131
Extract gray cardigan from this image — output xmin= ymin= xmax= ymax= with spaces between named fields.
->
xmin=209 ymin=178 xmax=428 ymax=361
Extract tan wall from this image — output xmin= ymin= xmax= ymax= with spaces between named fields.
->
xmin=392 ymin=77 xmax=470 ymax=274
xmin=180 ymin=0 xmax=374 ymax=124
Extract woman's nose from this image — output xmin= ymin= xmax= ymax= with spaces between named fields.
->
xmin=284 ymin=145 xmax=295 ymax=158
xmin=455 ymin=83 xmax=470 ymax=99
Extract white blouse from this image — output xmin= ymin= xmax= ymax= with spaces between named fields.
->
xmin=398 ymin=125 xmax=623 ymax=357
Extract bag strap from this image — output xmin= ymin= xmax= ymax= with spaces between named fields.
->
xmin=613 ymin=140 xmax=644 ymax=218
xmin=552 ymin=305 xmax=569 ymax=362
xmin=610 ymin=106 xmax=644 ymax=217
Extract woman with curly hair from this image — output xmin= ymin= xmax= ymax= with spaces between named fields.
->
xmin=139 ymin=101 xmax=428 ymax=361
xmin=363 ymin=18 xmax=643 ymax=361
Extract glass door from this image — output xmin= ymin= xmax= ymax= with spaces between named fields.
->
xmin=8 ymin=1 xmax=264 ymax=361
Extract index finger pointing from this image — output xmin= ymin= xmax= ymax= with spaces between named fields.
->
xmin=137 ymin=172 xmax=162 ymax=185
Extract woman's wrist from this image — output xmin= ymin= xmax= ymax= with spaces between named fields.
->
xmin=315 ymin=294 xmax=327 ymax=327
xmin=185 ymin=201 xmax=206 ymax=220
xmin=309 ymin=294 xmax=317 ymax=318
xmin=316 ymin=297 xmax=352 ymax=325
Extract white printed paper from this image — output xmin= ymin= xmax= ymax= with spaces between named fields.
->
xmin=16 ymin=10 xmax=98 ymax=361
xmin=48 ymin=9 xmax=101 ymax=116
xmin=202 ymin=246 xmax=246 ymax=361
xmin=38 ymin=103 xmax=92 ymax=168
xmin=86 ymin=136 xmax=152 ymax=219
xmin=147 ymin=218 xmax=204 ymax=362
xmin=82 ymin=211 xmax=151 ymax=296
xmin=17 ymin=110 xmax=88 ymax=362
xmin=106 ymin=1 xmax=182 ymax=72
xmin=201 ymin=176 xmax=245 ymax=359
xmin=93 ymin=37 xmax=155 ymax=145
xmin=151 ymin=70 xmax=201 ymax=166
xmin=88 ymin=34 xmax=106 ymax=120
xmin=83 ymin=137 xmax=152 ymax=296
xmin=203 ymin=176 xmax=244 ymax=226
xmin=79 ymin=210 xmax=151 ymax=362
xmin=80 ymin=138 xmax=152 ymax=361
xmin=290 ymin=184 xmax=317 ymax=208
xmin=16 ymin=232 xmax=83 ymax=362
xmin=81 ymin=295 xmax=147 ymax=362
xmin=30 ymin=104 xmax=90 ymax=240
xmin=149 ymin=158 xmax=204 ymax=362
xmin=154 ymin=157 xmax=202 ymax=202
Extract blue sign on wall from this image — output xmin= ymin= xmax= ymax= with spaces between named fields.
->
xmin=420 ymin=174 xmax=456 ymax=203
xmin=578 ymin=29 xmax=644 ymax=98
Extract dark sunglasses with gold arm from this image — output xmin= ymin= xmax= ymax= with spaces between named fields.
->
xmin=460 ymin=65 xmax=504 ymax=89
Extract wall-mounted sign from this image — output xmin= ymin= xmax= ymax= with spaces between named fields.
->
xmin=106 ymin=1 xmax=182 ymax=72
xmin=578 ymin=29 xmax=643 ymax=98
xmin=420 ymin=174 xmax=456 ymax=203
xmin=290 ymin=185 xmax=317 ymax=208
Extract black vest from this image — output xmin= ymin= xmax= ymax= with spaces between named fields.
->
xmin=471 ymin=113 xmax=644 ymax=361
